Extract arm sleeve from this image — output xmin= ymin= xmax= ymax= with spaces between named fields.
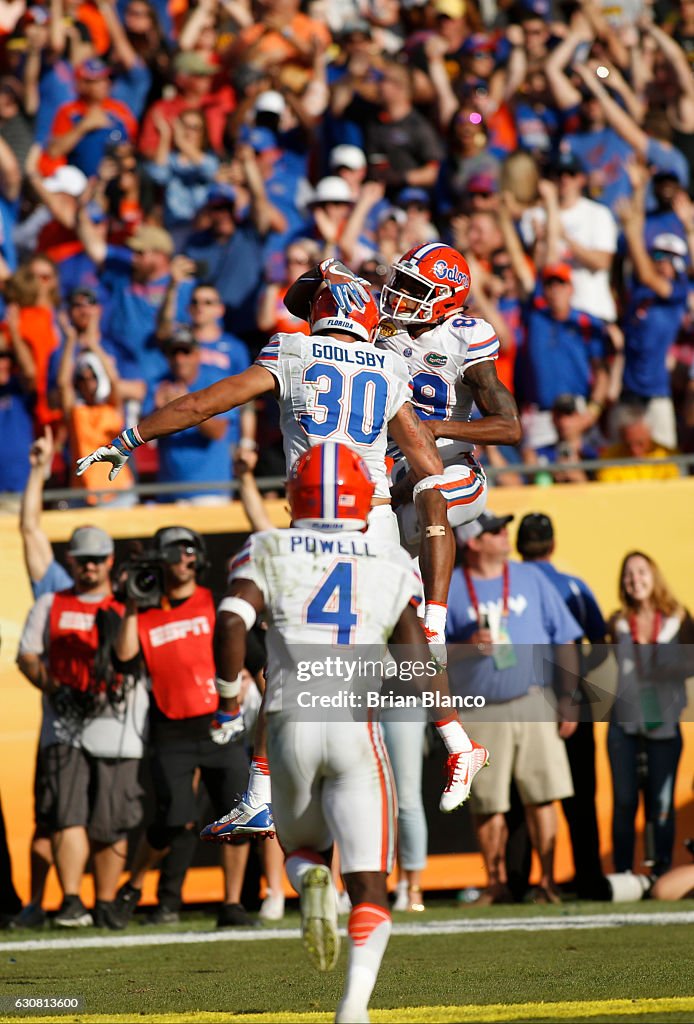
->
xmin=18 ymin=593 xmax=55 ymax=656
xmin=459 ymin=319 xmax=500 ymax=375
xmin=228 ymin=535 xmax=270 ymax=603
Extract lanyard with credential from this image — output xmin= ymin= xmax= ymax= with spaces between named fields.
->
xmin=463 ymin=563 xmax=510 ymax=623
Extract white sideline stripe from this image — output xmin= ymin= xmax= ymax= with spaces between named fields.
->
xmin=2 ymin=911 xmax=694 ymax=954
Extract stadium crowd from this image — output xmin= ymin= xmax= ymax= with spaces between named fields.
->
xmin=1 ymin=0 xmax=694 ymax=931
xmin=0 ymin=0 xmax=693 ymax=501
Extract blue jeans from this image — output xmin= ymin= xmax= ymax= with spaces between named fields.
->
xmin=381 ymin=718 xmax=428 ymax=872
xmin=607 ymin=723 xmax=683 ymax=875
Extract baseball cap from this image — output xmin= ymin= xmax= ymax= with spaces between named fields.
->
xmin=153 ymin=525 xmax=201 ymax=551
xmin=239 ymin=125 xmax=278 ymax=153
xmin=68 ymin=286 xmax=99 ymax=305
xmin=254 ymin=90 xmax=285 ymax=116
xmin=24 ymin=6 xmax=50 ymax=24
xmin=434 ymin=0 xmax=466 ymax=18
xmin=126 ymin=224 xmax=174 ymax=255
xmin=518 ymin=0 xmax=551 ymax=18
xmin=396 ymin=187 xmax=431 ymax=207
xmin=76 ymin=58 xmax=110 ymax=81
xmin=67 ymin=526 xmax=114 ymax=558
xmin=308 ymin=176 xmax=355 ymax=206
xmin=377 ymin=205 xmax=407 ymax=226
xmin=42 ymin=165 xmax=88 ymax=197
xmin=340 ymin=17 xmax=372 ymax=36
xmin=552 ymin=392 xmax=580 ymax=415
xmin=466 ymin=172 xmax=499 ymax=194
xmin=651 ymin=232 xmax=688 ymax=274
xmin=205 ymin=182 xmax=236 ymax=208
xmin=330 ymin=144 xmax=367 ymax=172
xmin=173 ymin=51 xmax=217 ymax=76
xmin=543 ymin=262 xmax=572 ymax=284
xmin=516 ymin=513 xmax=554 ymax=554
xmin=0 ymin=76 xmax=23 ymax=102
xmin=550 ymin=151 xmax=586 ymax=176
xmin=455 ymin=513 xmax=514 ymax=545
xmin=164 ymin=325 xmax=198 ymax=351
xmin=463 ymin=32 xmax=496 ymax=55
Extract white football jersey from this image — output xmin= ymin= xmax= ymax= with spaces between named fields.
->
xmin=256 ymin=332 xmax=412 ymax=498
xmin=376 ymin=315 xmax=499 ymax=462
xmin=229 ymin=528 xmax=422 ymax=711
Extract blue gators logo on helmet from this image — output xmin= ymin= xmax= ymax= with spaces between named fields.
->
xmin=424 ymin=351 xmax=447 ymax=367
xmin=433 ymin=260 xmax=469 ymax=287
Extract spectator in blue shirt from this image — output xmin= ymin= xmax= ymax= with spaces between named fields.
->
xmin=75 ymin=216 xmax=192 ymax=388
xmin=0 ymin=328 xmax=35 ymax=499
xmin=146 ymin=331 xmax=234 ymax=503
xmin=516 ymin=263 xmax=609 ymax=456
xmin=184 ymin=150 xmax=272 ymax=339
xmin=516 ymin=512 xmax=610 ymax=901
xmin=617 ymin=173 xmax=690 ymax=450
xmin=446 ymin=511 xmax=581 ymax=905
xmin=145 ymin=109 xmax=219 ymax=245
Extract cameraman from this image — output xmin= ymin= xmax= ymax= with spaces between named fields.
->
xmin=110 ymin=526 xmax=253 ymax=929
xmin=16 ymin=527 xmax=147 ymax=928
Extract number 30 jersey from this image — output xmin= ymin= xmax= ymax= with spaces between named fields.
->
xmin=256 ymin=332 xmax=412 ymax=498
xmin=229 ymin=528 xmax=422 ymax=711
xmin=376 ymin=315 xmax=499 ymax=462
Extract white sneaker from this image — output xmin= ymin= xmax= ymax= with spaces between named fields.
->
xmin=300 ymin=865 xmax=340 ymax=972
xmin=259 ymin=890 xmax=285 ymax=921
xmin=439 ymin=741 xmax=490 ymax=813
xmin=335 ymin=1002 xmax=369 ymax=1023
xmin=335 ymin=889 xmax=352 ymax=916
xmin=392 ymin=880 xmax=409 ymax=913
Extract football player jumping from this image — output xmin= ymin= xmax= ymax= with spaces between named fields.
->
xmin=210 ymin=441 xmax=489 ymax=1023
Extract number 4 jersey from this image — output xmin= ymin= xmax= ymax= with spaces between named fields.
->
xmin=229 ymin=528 xmax=422 ymax=711
xmin=255 ymin=332 xmax=412 ymax=498
xmin=376 ymin=315 xmax=499 ymax=464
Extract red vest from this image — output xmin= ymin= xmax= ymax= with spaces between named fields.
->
xmin=48 ymin=590 xmax=122 ymax=692
xmin=138 ymin=587 xmax=218 ymax=720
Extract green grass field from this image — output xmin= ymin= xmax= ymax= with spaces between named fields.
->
xmin=2 ymin=901 xmax=694 ymax=1023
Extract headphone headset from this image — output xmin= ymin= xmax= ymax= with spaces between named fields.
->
xmin=152 ymin=526 xmax=210 ymax=577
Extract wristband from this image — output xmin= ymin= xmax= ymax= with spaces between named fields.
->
xmin=113 ymin=426 xmax=145 ymax=453
xmin=238 ymin=438 xmax=258 ymax=451
xmin=218 ymin=595 xmax=258 ymax=630
xmin=215 ymin=674 xmax=242 ymax=698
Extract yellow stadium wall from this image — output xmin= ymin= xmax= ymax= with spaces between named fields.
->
xmin=1 ymin=478 xmax=693 ymax=906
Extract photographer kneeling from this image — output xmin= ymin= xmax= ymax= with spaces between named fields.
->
xmin=109 ymin=527 xmax=253 ymax=929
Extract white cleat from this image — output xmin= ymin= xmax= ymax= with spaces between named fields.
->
xmin=258 ymin=890 xmax=285 ymax=922
xmin=335 ymin=1003 xmax=369 ymax=1023
xmin=439 ymin=741 xmax=490 ymax=813
xmin=300 ymin=865 xmax=340 ymax=972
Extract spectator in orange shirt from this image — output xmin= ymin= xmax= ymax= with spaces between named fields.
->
xmin=57 ymin=318 xmax=136 ymax=505
xmin=257 ymin=238 xmax=320 ymax=337
xmin=225 ymin=0 xmax=331 ymax=78
xmin=45 ymin=59 xmax=138 ymax=178
xmin=138 ymin=51 xmax=235 ymax=159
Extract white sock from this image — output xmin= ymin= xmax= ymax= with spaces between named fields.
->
xmin=424 ymin=602 xmax=447 ymax=638
xmin=435 ymin=715 xmax=472 ymax=753
xmin=246 ymin=756 xmax=272 ymax=807
xmin=338 ymin=904 xmax=392 ymax=1015
xmin=285 ymin=851 xmax=325 ymax=895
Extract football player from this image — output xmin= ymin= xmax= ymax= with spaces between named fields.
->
xmin=376 ymin=243 xmax=521 ymax=649
xmin=210 ymin=441 xmax=489 ymax=1023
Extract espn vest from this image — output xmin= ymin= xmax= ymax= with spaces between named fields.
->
xmin=48 ymin=590 xmax=123 ymax=692
xmin=138 ymin=586 xmax=218 ymax=720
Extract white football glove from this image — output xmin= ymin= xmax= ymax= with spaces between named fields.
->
xmin=210 ymin=709 xmax=245 ymax=745
xmin=319 ymin=258 xmax=370 ymax=315
xmin=76 ymin=443 xmax=130 ymax=481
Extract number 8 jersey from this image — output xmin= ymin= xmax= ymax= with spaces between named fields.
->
xmin=376 ymin=315 xmax=499 ymax=463
xmin=256 ymin=332 xmax=412 ymax=498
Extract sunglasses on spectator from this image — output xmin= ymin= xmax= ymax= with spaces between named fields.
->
xmin=191 ymin=297 xmax=218 ymax=305
xmin=70 ymin=297 xmax=98 ymax=307
xmin=0 ymin=350 xmax=14 ymax=360
xmin=74 ymin=555 xmax=108 ymax=566
xmin=482 ymin=526 xmax=507 ymax=536
xmin=471 ymin=192 xmax=494 ymax=199
xmin=492 ymin=262 xmax=512 ymax=275
xmin=169 ymin=345 xmax=196 ymax=356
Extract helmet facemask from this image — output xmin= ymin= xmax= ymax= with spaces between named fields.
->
xmin=380 ymin=264 xmax=452 ymax=323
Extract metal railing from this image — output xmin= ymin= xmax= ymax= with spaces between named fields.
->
xmin=1 ymin=455 xmax=693 ymax=505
